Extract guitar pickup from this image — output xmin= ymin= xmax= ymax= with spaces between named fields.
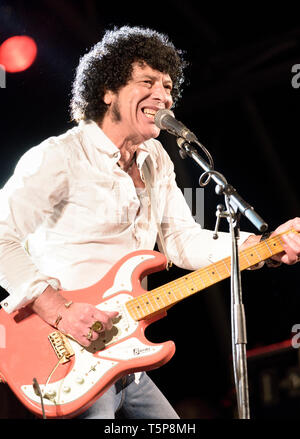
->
xmin=48 ymin=331 xmax=74 ymax=364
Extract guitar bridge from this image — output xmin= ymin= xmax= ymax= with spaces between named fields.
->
xmin=48 ymin=331 xmax=74 ymax=364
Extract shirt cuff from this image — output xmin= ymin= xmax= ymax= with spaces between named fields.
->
xmin=0 ymin=278 xmax=60 ymax=314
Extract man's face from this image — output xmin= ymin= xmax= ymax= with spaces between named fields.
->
xmin=102 ymin=62 xmax=173 ymax=143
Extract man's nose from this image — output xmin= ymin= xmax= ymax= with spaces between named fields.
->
xmin=152 ymin=84 xmax=172 ymax=107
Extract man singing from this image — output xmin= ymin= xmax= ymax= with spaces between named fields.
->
xmin=0 ymin=26 xmax=299 ymax=418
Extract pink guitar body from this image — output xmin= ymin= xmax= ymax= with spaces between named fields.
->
xmin=0 ymin=230 xmax=290 ymax=418
xmin=0 ymin=250 xmax=175 ymax=418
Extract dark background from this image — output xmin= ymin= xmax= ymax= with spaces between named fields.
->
xmin=1 ymin=0 xmax=300 ymax=419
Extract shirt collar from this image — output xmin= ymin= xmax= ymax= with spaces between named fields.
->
xmin=79 ymin=120 xmax=120 ymax=159
xmin=79 ymin=120 xmax=156 ymax=168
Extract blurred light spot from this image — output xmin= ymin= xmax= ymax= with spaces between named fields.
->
xmin=0 ymin=36 xmax=37 ymax=73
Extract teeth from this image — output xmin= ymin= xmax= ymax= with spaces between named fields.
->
xmin=143 ymin=108 xmax=156 ymax=118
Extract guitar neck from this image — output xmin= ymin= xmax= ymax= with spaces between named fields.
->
xmin=126 ymin=230 xmax=290 ymax=321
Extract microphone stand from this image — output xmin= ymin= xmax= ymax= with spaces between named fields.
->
xmin=176 ymin=137 xmax=268 ymax=419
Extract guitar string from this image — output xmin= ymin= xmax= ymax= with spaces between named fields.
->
xmin=127 ymin=230 xmax=292 ymax=320
xmin=125 ymin=234 xmax=286 ymax=319
xmin=130 ymin=234 xmax=283 ymax=305
xmin=127 ymin=254 xmax=270 ymax=318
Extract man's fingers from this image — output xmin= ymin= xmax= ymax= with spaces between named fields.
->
xmin=281 ymin=232 xmax=300 ymax=264
xmin=58 ymin=303 xmax=119 ymax=347
xmin=92 ymin=310 xmax=119 ymax=331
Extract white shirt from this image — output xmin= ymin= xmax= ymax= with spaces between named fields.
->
xmin=0 ymin=120 xmax=249 ymax=313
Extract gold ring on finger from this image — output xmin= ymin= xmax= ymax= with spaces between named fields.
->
xmin=91 ymin=321 xmax=103 ymax=333
xmin=86 ymin=328 xmax=93 ymax=340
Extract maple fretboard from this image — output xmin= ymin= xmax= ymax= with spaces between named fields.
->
xmin=126 ymin=231 xmax=289 ymax=321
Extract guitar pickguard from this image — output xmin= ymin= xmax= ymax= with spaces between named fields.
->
xmin=20 ymin=293 xmax=162 ymax=407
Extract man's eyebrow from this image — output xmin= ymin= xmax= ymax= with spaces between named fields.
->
xmin=138 ymin=74 xmax=158 ymax=80
xmin=139 ymin=73 xmax=173 ymax=86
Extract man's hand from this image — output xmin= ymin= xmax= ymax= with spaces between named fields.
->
xmin=268 ymin=217 xmax=300 ymax=265
xmin=30 ymin=286 xmax=118 ymax=347
xmin=241 ymin=217 xmax=300 ymax=268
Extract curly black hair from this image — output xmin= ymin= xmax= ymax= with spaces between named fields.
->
xmin=70 ymin=26 xmax=187 ymax=123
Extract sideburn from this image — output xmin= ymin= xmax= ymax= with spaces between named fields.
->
xmin=111 ymin=101 xmax=122 ymax=122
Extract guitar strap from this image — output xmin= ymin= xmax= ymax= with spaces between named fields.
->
xmin=141 ymin=158 xmax=172 ymax=270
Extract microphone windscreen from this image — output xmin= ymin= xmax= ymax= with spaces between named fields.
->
xmin=154 ymin=109 xmax=175 ymax=129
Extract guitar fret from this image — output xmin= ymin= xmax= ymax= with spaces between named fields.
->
xmin=153 ymin=287 xmax=171 ymax=306
xmin=153 ymin=284 xmax=184 ymax=309
xmin=147 ymin=293 xmax=159 ymax=312
xmin=157 ymin=292 xmax=166 ymax=307
xmin=143 ymin=294 xmax=156 ymax=312
xmin=242 ymin=251 xmax=252 ymax=267
xmin=140 ymin=295 xmax=151 ymax=314
xmin=241 ymin=247 xmax=261 ymax=268
xmin=204 ymin=267 xmax=217 ymax=284
xmin=169 ymin=287 xmax=178 ymax=302
xmin=151 ymin=288 xmax=170 ymax=310
xmin=177 ymin=285 xmax=184 ymax=299
xmin=129 ymin=302 xmax=142 ymax=320
xmin=269 ymin=236 xmax=282 ymax=253
xmin=194 ymin=271 xmax=206 ymax=289
xmin=253 ymin=246 xmax=262 ymax=262
xmin=184 ymin=284 xmax=190 ymax=297
xmin=222 ymin=259 xmax=231 ymax=274
xmin=190 ymin=276 xmax=198 ymax=292
xmin=178 ymin=284 xmax=187 ymax=299
xmin=186 ymin=276 xmax=198 ymax=296
xmin=182 ymin=277 xmax=194 ymax=296
xmin=157 ymin=287 xmax=178 ymax=305
xmin=216 ymin=264 xmax=224 ymax=277
xmin=170 ymin=281 xmax=187 ymax=301
xmin=165 ymin=289 xmax=173 ymax=304
xmin=212 ymin=263 xmax=222 ymax=280
xmin=133 ymin=298 xmax=148 ymax=318
xmin=264 ymin=240 xmax=273 ymax=256
xmin=125 ymin=230 xmax=294 ymax=322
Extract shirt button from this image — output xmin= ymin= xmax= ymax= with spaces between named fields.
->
xmin=113 ymin=152 xmax=120 ymax=158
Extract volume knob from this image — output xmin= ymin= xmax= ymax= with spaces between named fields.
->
xmin=75 ymin=376 xmax=84 ymax=384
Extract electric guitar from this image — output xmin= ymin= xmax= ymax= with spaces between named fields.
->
xmin=0 ymin=231 xmax=290 ymax=418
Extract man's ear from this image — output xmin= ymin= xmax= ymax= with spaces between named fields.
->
xmin=103 ymin=90 xmax=114 ymax=105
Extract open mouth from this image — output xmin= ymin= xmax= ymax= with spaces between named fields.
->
xmin=142 ymin=108 xmax=157 ymax=120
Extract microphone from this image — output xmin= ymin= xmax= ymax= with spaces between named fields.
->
xmin=154 ymin=109 xmax=197 ymax=143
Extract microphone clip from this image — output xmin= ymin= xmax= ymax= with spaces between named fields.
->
xmin=213 ymin=204 xmax=226 ymax=240
xmin=176 ymin=137 xmax=188 ymax=159
xmin=213 ymin=202 xmax=240 ymax=240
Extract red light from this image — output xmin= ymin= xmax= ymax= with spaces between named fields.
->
xmin=0 ymin=36 xmax=37 ymax=73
